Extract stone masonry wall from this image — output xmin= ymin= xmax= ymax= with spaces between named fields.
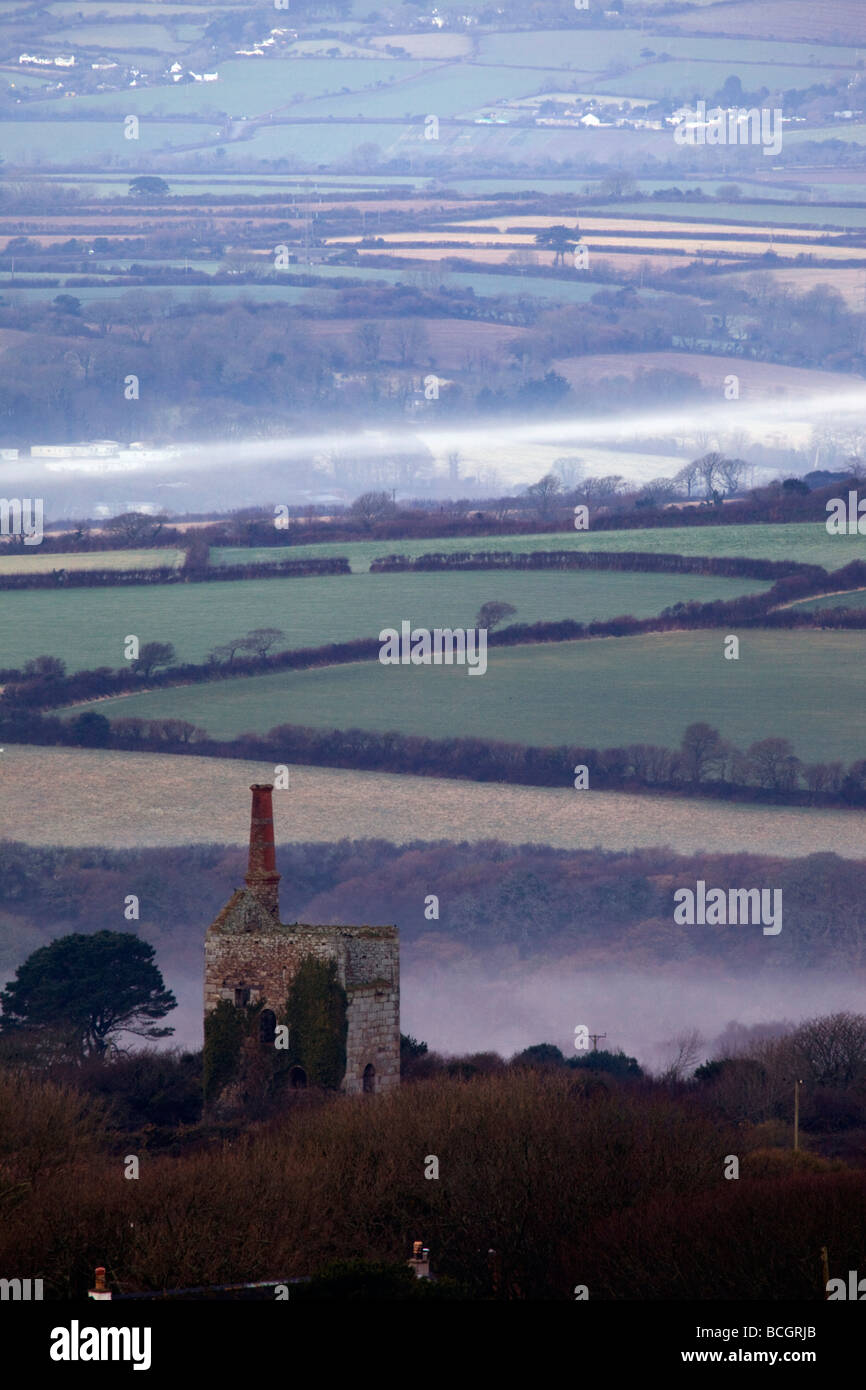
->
xmin=205 ymin=922 xmax=400 ymax=1094
xmin=345 ymin=983 xmax=401 ymax=1095
xmin=345 ymin=932 xmax=398 ymax=989
xmin=204 ymin=929 xmax=346 ymax=1015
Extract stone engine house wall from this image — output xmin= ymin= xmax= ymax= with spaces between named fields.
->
xmin=204 ymin=927 xmax=400 ymax=1095
xmin=204 ymin=784 xmax=400 ymax=1098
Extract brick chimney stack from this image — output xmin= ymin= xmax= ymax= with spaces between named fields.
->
xmin=245 ymin=783 xmax=281 ymax=918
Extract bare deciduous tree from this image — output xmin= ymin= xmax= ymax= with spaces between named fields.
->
xmin=660 ymin=1029 xmax=706 ymax=1082
xmin=792 ymin=1013 xmax=866 ymax=1087
xmin=475 ymin=601 xmax=517 ymax=632
xmin=523 ymin=472 xmax=563 ymax=517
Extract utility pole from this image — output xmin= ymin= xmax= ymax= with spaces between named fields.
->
xmin=588 ymin=1032 xmax=606 ymax=1052
xmin=794 ymin=1077 xmax=803 ymax=1151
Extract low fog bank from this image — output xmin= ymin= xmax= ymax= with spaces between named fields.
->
xmin=11 ymin=384 xmax=866 ymax=516
xmin=401 ymin=965 xmax=866 ymax=1072
xmin=156 ymin=963 xmax=866 ymax=1075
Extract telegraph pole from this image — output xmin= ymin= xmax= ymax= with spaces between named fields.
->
xmin=794 ymin=1077 xmax=803 ymax=1151
xmin=588 ymin=1032 xmax=607 ymax=1052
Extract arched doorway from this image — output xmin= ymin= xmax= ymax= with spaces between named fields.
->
xmin=289 ymin=1065 xmax=307 ymax=1090
xmin=363 ymin=1064 xmax=375 ymax=1094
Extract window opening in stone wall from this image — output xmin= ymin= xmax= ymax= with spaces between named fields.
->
xmin=363 ymin=1063 xmax=376 ymax=1093
xmin=260 ymin=1008 xmax=276 ymax=1045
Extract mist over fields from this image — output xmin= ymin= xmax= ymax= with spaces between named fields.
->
xmin=164 ymin=958 xmax=866 ymax=1073
xmin=6 ymin=381 xmax=866 ymax=515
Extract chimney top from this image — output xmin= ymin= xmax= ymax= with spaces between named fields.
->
xmin=408 ymin=1240 xmax=431 ymax=1279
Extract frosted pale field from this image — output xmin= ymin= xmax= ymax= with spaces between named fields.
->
xmin=0 ymin=548 xmax=185 ymax=575
xmin=1 ymin=745 xmax=864 ymax=858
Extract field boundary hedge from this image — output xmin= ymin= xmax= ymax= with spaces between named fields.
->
xmin=368 ymin=549 xmax=815 ymax=580
xmin=5 ymin=711 xmax=866 ymax=812
xmin=0 ymin=556 xmax=351 ymax=591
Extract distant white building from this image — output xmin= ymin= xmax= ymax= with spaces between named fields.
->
xmin=32 ymin=440 xmax=120 ymax=459
xmin=0 ymin=447 xmax=19 ymax=461
xmin=55 ymin=55 xmax=75 ymax=67
xmin=19 ymin=54 xmax=53 ymax=65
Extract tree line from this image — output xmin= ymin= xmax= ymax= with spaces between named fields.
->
xmin=1 ymin=471 xmax=854 ymax=572
xmin=3 ymin=837 xmax=866 ymax=994
xmin=6 ymin=707 xmax=866 ymax=813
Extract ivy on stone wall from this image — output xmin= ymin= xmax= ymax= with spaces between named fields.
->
xmin=284 ymin=957 xmax=348 ymax=1091
xmin=203 ymin=958 xmax=348 ymax=1108
xmin=202 ymin=998 xmax=247 ymax=1108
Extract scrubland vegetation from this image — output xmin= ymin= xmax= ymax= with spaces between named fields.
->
xmin=3 ymin=1025 xmax=865 ymax=1299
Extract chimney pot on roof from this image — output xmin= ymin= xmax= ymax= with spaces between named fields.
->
xmin=88 ymin=1266 xmax=112 ymax=1300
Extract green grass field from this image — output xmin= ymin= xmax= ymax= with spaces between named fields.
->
xmin=602 ymin=200 xmax=866 ymax=230
xmin=786 ymin=123 xmax=866 ymax=145
xmin=289 ymin=64 xmax=571 ymax=119
xmin=0 ymin=272 xmax=621 ymax=308
xmin=474 ymin=30 xmax=857 ymax=71
xmin=68 ymin=58 xmax=427 ymax=117
xmin=0 ymin=284 xmax=330 ymax=304
xmin=62 ymin=629 xmax=866 ymax=766
xmin=0 ymin=547 xmax=184 ymax=576
xmin=0 ymin=122 xmax=223 ymax=161
xmin=45 ymin=22 xmax=193 ymax=47
xmin=0 ymin=567 xmax=767 ymax=672
xmin=211 ymin=522 xmax=866 ymax=575
xmin=44 ymin=2 xmax=214 ymax=13
xmin=787 ymin=587 xmax=866 ymax=613
xmin=596 ymin=60 xmax=847 ymax=98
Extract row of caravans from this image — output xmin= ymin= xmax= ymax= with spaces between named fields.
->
xmin=1 ymin=441 xmax=163 ymax=461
